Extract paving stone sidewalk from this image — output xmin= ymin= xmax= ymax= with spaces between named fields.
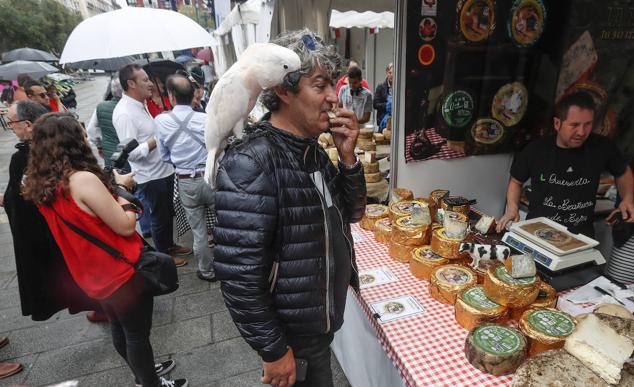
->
xmin=0 ymin=76 xmax=351 ymax=387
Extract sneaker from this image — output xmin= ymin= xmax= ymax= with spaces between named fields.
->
xmin=155 ymin=359 xmax=175 ymax=376
xmin=160 ymin=377 xmax=188 ymax=387
xmin=196 ymin=270 xmax=217 ymax=282
xmin=172 ymin=256 xmax=188 ymax=267
xmin=168 ymin=245 xmax=193 ymax=256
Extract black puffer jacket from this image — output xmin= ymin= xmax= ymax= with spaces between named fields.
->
xmin=213 ymin=121 xmax=366 ymax=362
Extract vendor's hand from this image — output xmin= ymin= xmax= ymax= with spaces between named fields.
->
xmin=496 ymin=208 xmax=520 ymax=233
xmin=262 ymin=348 xmax=296 ymax=387
xmin=606 ymin=200 xmax=634 ymax=224
xmin=329 ymin=108 xmax=360 ymax=166
xmin=113 ymin=170 xmax=136 ymax=192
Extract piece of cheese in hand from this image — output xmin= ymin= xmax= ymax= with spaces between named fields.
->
xmin=564 ymin=313 xmax=634 ymax=385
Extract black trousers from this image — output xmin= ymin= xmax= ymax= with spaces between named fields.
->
xmin=99 ymin=272 xmax=158 ymax=387
xmin=286 ymin=332 xmax=335 ymax=387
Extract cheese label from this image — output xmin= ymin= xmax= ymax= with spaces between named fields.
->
xmin=528 ymin=310 xmax=575 ymax=337
xmin=376 ymin=218 xmax=392 ymax=229
xmin=394 ymin=201 xmax=424 ymax=213
xmin=473 ymin=325 xmax=522 ymax=356
xmin=414 ymin=247 xmax=444 ymax=262
xmin=463 ymin=287 xmax=501 ymax=310
xmin=397 ymin=216 xmax=419 ymax=227
xmin=441 ymin=91 xmax=475 ymax=128
xmin=435 ymin=266 xmax=474 ymax=285
xmin=495 ymin=266 xmax=536 ymax=285
xmin=366 ymin=204 xmax=388 ymax=216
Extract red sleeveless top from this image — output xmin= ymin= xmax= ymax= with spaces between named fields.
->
xmin=39 ymin=188 xmax=142 ymax=299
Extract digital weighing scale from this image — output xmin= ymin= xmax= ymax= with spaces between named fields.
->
xmin=501 ymin=217 xmax=606 ymax=291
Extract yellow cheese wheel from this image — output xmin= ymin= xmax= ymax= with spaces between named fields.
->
xmin=373 ymin=218 xmax=392 ymax=244
xmin=391 ymin=216 xmax=431 ymax=246
xmin=519 ymin=308 xmax=576 ymax=357
xmin=510 ymin=282 xmax=558 ymax=320
xmin=362 ymin=161 xmax=379 ymax=174
xmin=359 ymin=128 xmax=374 ymax=139
xmin=430 ymin=227 xmax=466 ymax=258
xmin=483 ymin=266 xmax=540 ymax=308
xmin=441 ymin=196 xmax=470 ymax=216
xmin=388 ymin=200 xmax=428 ymax=222
xmin=429 ymin=264 xmax=477 ymax=305
xmin=455 ymin=286 xmax=508 ymax=331
xmin=410 ymin=246 xmax=448 ymax=280
xmin=358 ymin=142 xmax=377 ymax=152
xmin=388 ymin=240 xmax=413 ymax=263
xmin=365 ymin=172 xmax=382 ymax=183
xmin=359 ymin=204 xmax=389 ymax=231
xmin=391 ymin=188 xmax=414 ymax=202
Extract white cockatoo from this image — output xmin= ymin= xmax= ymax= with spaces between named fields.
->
xmin=204 ymin=43 xmax=301 ymax=186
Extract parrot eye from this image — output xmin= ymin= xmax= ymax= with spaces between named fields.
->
xmin=283 ymin=64 xmax=288 ymax=69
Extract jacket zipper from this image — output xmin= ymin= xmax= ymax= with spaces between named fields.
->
xmin=316 ymin=190 xmax=331 ymax=333
xmin=335 ymin=206 xmax=357 ymax=275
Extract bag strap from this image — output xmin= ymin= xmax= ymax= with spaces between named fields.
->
xmin=50 ymin=206 xmax=136 ymax=267
xmin=165 ymin=111 xmax=205 ymax=149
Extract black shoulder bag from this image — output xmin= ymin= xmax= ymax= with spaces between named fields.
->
xmin=51 ymin=208 xmax=179 ymax=296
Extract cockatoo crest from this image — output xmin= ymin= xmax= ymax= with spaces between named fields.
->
xmin=204 ymin=43 xmax=301 ymax=187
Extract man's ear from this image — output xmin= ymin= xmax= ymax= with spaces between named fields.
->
xmin=553 ymin=117 xmax=561 ymax=131
xmin=274 ymin=85 xmax=291 ymax=105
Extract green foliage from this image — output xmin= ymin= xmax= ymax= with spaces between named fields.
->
xmin=178 ymin=4 xmax=213 ymax=29
xmin=0 ymin=0 xmax=82 ymax=55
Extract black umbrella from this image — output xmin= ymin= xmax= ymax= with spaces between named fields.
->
xmin=141 ymin=60 xmax=185 ymax=85
xmin=2 ymin=47 xmax=58 ymax=62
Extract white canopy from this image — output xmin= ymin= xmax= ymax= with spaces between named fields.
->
xmin=329 ymin=10 xmax=394 ymax=29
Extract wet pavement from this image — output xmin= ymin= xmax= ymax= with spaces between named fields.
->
xmin=0 ymin=75 xmax=350 ymax=387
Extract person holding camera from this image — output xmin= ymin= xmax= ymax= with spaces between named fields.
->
xmin=22 ymin=113 xmax=188 ymax=387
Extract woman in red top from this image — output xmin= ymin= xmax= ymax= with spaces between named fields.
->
xmin=22 ymin=113 xmax=187 ymax=387
xmin=146 ymin=78 xmax=172 ymax=117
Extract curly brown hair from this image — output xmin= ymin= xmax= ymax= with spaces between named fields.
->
xmin=22 ymin=113 xmax=111 ymax=206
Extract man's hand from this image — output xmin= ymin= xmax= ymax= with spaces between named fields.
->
xmin=113 ymin=170 xmax=136 ymax=192
xmin=0 ymin=193 xmax=4 ymax=207
xmin=262 ymin=348 xmax=296 ymax=387
xmin=497 ymin=207 xmax=520 ymax=233
xmin=329 ymin=108 xmax=360 ymax=166
xmin=147 ymin=136 xmax=157 ymax=151
xmin=606 ymin=199 xmax=634 ymax=224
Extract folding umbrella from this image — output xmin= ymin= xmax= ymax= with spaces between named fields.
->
xmin=0 ymin=60 xmax=58 ymax=80
xmin=2 ymin=47 xmax=59 ymax=62
xmin=59 ymin=7 xmax=217 ymax=64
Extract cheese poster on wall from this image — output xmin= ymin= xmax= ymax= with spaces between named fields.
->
xmin=402 ymin=0 xmax=634 ymax=164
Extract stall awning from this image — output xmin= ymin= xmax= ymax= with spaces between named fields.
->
xmin=329 ymin=10 xmax=394 ymax=29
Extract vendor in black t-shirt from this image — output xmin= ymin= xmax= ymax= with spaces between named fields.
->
xmin=497 ymin=91 xmax=634 ymax=237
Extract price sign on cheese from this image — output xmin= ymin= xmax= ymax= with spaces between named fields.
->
xmin=527 ymin=310 xmax=575 ymax=337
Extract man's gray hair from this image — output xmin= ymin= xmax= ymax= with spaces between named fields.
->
xmin=15 ymin=100 xmax=49 ymax=122
xmin=260 ymin=29 xmax=342 ymax=112
xmin=110 ymin=77 xmax=123 ymax=99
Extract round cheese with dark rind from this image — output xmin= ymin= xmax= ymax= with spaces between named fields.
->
xmin=455 ymin=286 xmax=508 ymax=331
xmin=483 ymin=266 xmax=540 ymax=308
xmin=410 ymin=246 xmax=448 ymax=280
xmin=441 ymin=196 xmax=470 ymax=215
xmin=465 ymin=323 xmax=527 ymax=376
xmin=429 ymin=264 xmax=476 ymax=305
xmin=373 ymin=218 xmax=392 ymax=244
xmin=359 ymin=204 xmax=389 ymax=231
xmin=519 ymin=308 xmax=576 ymax=357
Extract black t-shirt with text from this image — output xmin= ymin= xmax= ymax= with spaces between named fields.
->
xmin=511 ymin=134 xmax=627 ymax=237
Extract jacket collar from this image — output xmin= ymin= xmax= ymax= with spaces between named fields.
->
xmin=254 ymin=112 xmax=319 ymax=157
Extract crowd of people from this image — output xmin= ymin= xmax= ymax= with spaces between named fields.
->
xmin=0 ymin=29 xmax=368 ymax=387
xmin=1 ymin=74 xmax=77 ymax=113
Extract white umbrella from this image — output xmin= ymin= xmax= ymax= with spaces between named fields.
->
xmin=0 ymin=60 xmax=58 ymax=80
xmin=59 ymin=7 xmax=217 ymax=64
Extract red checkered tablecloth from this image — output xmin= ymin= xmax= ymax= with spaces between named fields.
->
xmin=350 ymin=223 xmax=513 ymax=387
xmin=404 ymin=129 xmax=465 ymax=163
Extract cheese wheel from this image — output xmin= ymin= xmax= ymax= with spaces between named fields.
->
xmin=388 ymin=240 xmax=413 ymax=263
xmin=465 ymin=324 xmax=528 ymax=376
xmin=373 ymin=133 xmax=385 ymax=142
xmin=358 ymin=142 xmax=377 ymax=152
xmin=429 ymin=189 xmax=450 ymax=206
xmin=388 ymin=200 xmax=428 ymax=222
xmin=373 ymin=218 xmax=392 ymax=244
xmin=410 ymin=246 xmax=448 ymax=280
xmin=455 ymin=286 xmax=508 ymax=331
xmin=364 ymin=171 xmax=382 ymax=183
xmin=483 ymin=266 xmax=540 ymax=308
xmin=391 ymin=188 xmax=414 ymax=202
xmin=441 ymin=196 xmax=470 ymax=216
xmin=474 ymin=259 xmax=503 ymax=284
xmin=391 ymin=216 xmax=431 ymax=246
xmin=510 ymin=282 xmax=558 ymax=320
xmin=383 ymin=129 xmax=392 ymax=141
xmin=362 ymin=161 xmax=379 ymax=174
xmin=429 ymin=264 xmax=476 ymax=305
xmin=443 ymin=211 xmax=469 ymax=239
xmin=359 ymin=204 xmax=389 ymax=231
xmin=359 ymin=128 xmax=374 ymax=139
xmin=431 ymin=227 xmax=466 ymax=258
xmin=519 ymin=308 xmax=576 ymax=357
